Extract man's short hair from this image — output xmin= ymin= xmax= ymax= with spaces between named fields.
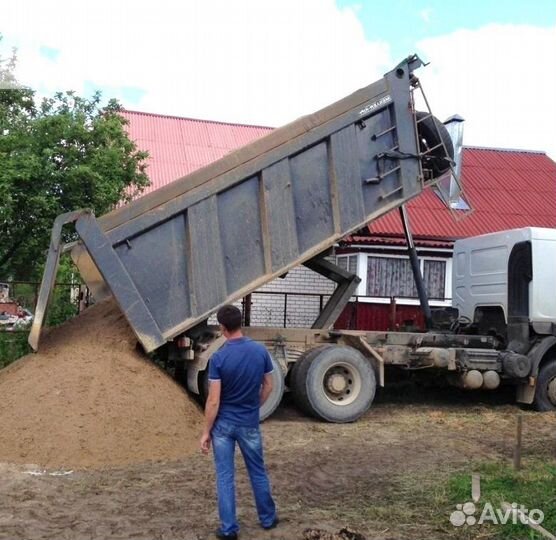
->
xmin=216 ymin=305 xmax=242 ymax=332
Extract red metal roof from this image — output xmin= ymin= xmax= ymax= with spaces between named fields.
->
xmin=369 ymin=147 xmax=556 ymax=239
xmin=121 ymin=110 xmax=272 ymax=197
xmin=121 ymin=111 xmax=556 ymax=240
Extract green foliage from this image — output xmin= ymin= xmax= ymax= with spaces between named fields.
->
xmin=448 ymin=460 xmax=556 ymax=539
xmin=0 ymin=36 xmax=19 ymax=90
xmin=0 ymin=33 xmax=131 ymax=364
xmin=0 ymin=331 xmax=30 ymax=368
xmin=9 ymin=282 xmax=37 ymax=312
xmin=0 ymin=258 xmax=82 ymax=367
xmin=0 ymin=34 xmax=150 ymax=279
xmin=45 ymin=258 xmax=81 ymax=327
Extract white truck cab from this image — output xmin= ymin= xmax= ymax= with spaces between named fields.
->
xmin=453 ymin=227 xmax=556 ymax=333
xmin=453 ymin=228 xmax=556 ymax=409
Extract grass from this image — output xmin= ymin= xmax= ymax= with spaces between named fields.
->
xmin=291 ymin=458 xmax=556 ymax=539
xmin=447 ymin=460 xmax=556 ymax=539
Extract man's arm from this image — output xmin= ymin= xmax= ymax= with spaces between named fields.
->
xmin=200 ymin=380 xmax=221 ymax=454
xmin=260 ymin=372 xmax=273 ymax=406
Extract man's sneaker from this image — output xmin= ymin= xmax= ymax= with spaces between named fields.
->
xmin=262 ymin=517 xmax=279 ymax=530
xmin=214 ymin=529 xmax=238 ymax=540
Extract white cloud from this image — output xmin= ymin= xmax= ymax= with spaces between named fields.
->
xmin=1 ymin=4 xmax=555 ymax=159
xmin=0 ymin=0 xmax=392 ymax=126
xmin=420 ymin=8 xmax=433 ymax=24
xmin=416 ymin=24 xmax=556 ymax=158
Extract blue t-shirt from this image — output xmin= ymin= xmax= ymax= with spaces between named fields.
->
xmin=208 ymin=337 xmax=274 ymax=427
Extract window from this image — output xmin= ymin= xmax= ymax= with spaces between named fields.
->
xmin=336 ymin=255 xmax=357 ymax=275
xmin=366 ymin=255 xmax=447 ymax=300
xmin=423 ymin=259 xmax=446 ymax=299
xmin=367 ymin=256 xmax=417 ymax=298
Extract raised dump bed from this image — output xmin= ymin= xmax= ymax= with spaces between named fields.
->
xmin=29 ymin=54 xmax=453 ymax=353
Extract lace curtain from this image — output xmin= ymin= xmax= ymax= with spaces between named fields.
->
xmin=366 ymin=256 xmax=446 ymax=299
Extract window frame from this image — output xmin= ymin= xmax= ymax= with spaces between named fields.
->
xmin=335 ymin=254 xmax=367 ymax=296
xmin=365 ymin=252 xmax=452 ymax=306
xmin=336 ymin=252 xmax=452 ymax=307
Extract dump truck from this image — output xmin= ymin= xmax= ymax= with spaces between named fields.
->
xmin=29 ymin=55 xmax=556 ymax=422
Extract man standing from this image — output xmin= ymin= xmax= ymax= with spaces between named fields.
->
xmin=200 ymin=304 xmax=278 ymax=539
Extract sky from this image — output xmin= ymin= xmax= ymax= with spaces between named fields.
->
xmin=1 ymin=0 xmax=556 ymax=158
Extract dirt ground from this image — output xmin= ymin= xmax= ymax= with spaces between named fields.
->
xmin=1 ymin=385 xmax=555 ymax=540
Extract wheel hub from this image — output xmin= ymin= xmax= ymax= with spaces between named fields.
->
xmin=322 ymin=363 xmax=361 ymax=406
xmin=547 ymin=378 xmax=556 ymax=405
xmin=327 ymin=373 xmax=348 ymax=394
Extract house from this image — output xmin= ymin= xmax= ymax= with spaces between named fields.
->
xmin=335 ymin=147 xmax=556 ymax=329
xmin=121 ymin=110 xmax=556 ymax=330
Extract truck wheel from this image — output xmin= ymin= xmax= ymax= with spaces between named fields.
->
xmin=198 ymin=369 xmax=210 ymax=403
xmin=260 ymin=354 xmax=285 ymax=421
xmin=416 ymin=111 xmax=454 ymax=178
xmin=533 ymin=358 xmax=556 ymax=411
xmin=199 ymin=356 xmax=284 ymax=421
xmin=291 ymin=345 xmax=333 ymax=417
xmin=294 ymin=346 xmax=376 ymax=423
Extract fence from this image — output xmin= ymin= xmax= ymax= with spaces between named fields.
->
xmin=0 ymin=280 xmax=82 ymax=366
xmin=1 ymin=277 xmax=454 ymax=366
xmin=238 ymin=290 xmax=453 ymax=331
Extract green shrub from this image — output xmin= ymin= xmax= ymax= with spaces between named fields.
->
xmin=0 ymin=331 xmax=30 ymax=368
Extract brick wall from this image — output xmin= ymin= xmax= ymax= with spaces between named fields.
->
xmin=250 ymin=266 xmax=335 ymax=327
xmin=208 ymin=265 xmax=335 ymax=328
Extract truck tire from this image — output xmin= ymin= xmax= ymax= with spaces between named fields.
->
xmin=416 ymin=111 xmax=454 ymax=178
xmin=260 ymin=354 xmax=285 ymax=421
xmin=291 ymin=345 xmax=333 ymax=417
xmin=294 ymin=345 xmax=376 ymax=423
xmin=199 ymin=355 xmax=284 ymax=422
xmin=533 ymin=358 xmax=556 ymax=412
xmin=198 ymin=368 xmax=210 ymax=403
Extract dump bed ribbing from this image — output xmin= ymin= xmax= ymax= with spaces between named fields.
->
xmin=30 ymin=55 xmax=451 ymax=353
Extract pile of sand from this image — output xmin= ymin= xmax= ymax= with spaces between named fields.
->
xmin=0 ymin=299 xmax=203 ymax=469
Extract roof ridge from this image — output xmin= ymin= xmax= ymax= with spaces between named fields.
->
xmin=464 ymin=145 xmax=546 ymax=155
xmin=119 ymin=113 xmax=549 ymax=156
xmin=121 ymin=108 xmax=274 ymax=131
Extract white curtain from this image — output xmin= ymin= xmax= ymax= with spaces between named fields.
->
xmin=366 ymin=256 xmax=446 ymax=299
xmin=424 ymin=260 xmax=446 ymax=299
xmin=366 ymin=257 xmax=418 ymax=298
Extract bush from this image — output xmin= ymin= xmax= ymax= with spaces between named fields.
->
xmin=0 ymin=331 xmax=30 ymax=368
xmin=1 ymin=260 xmax=80 ymax=369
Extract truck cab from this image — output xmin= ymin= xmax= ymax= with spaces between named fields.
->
xmin=453 ymin=227 xmax=556 ymax=409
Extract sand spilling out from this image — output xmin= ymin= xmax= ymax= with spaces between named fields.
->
xmin=0 ymin=299 xmax=203 ymax=470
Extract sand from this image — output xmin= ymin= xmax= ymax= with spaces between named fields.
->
xmin=0 ymin=299 xmax=203 ymax=470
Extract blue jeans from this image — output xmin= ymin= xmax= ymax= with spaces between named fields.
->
xmin=211 ymin=419 xmax=276 ymax=535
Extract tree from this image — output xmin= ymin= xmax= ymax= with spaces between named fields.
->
xmin=0 ymin=38 xmax=18 ymax=89
xmin=0 ymin=36 xmax=149 ymax=279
